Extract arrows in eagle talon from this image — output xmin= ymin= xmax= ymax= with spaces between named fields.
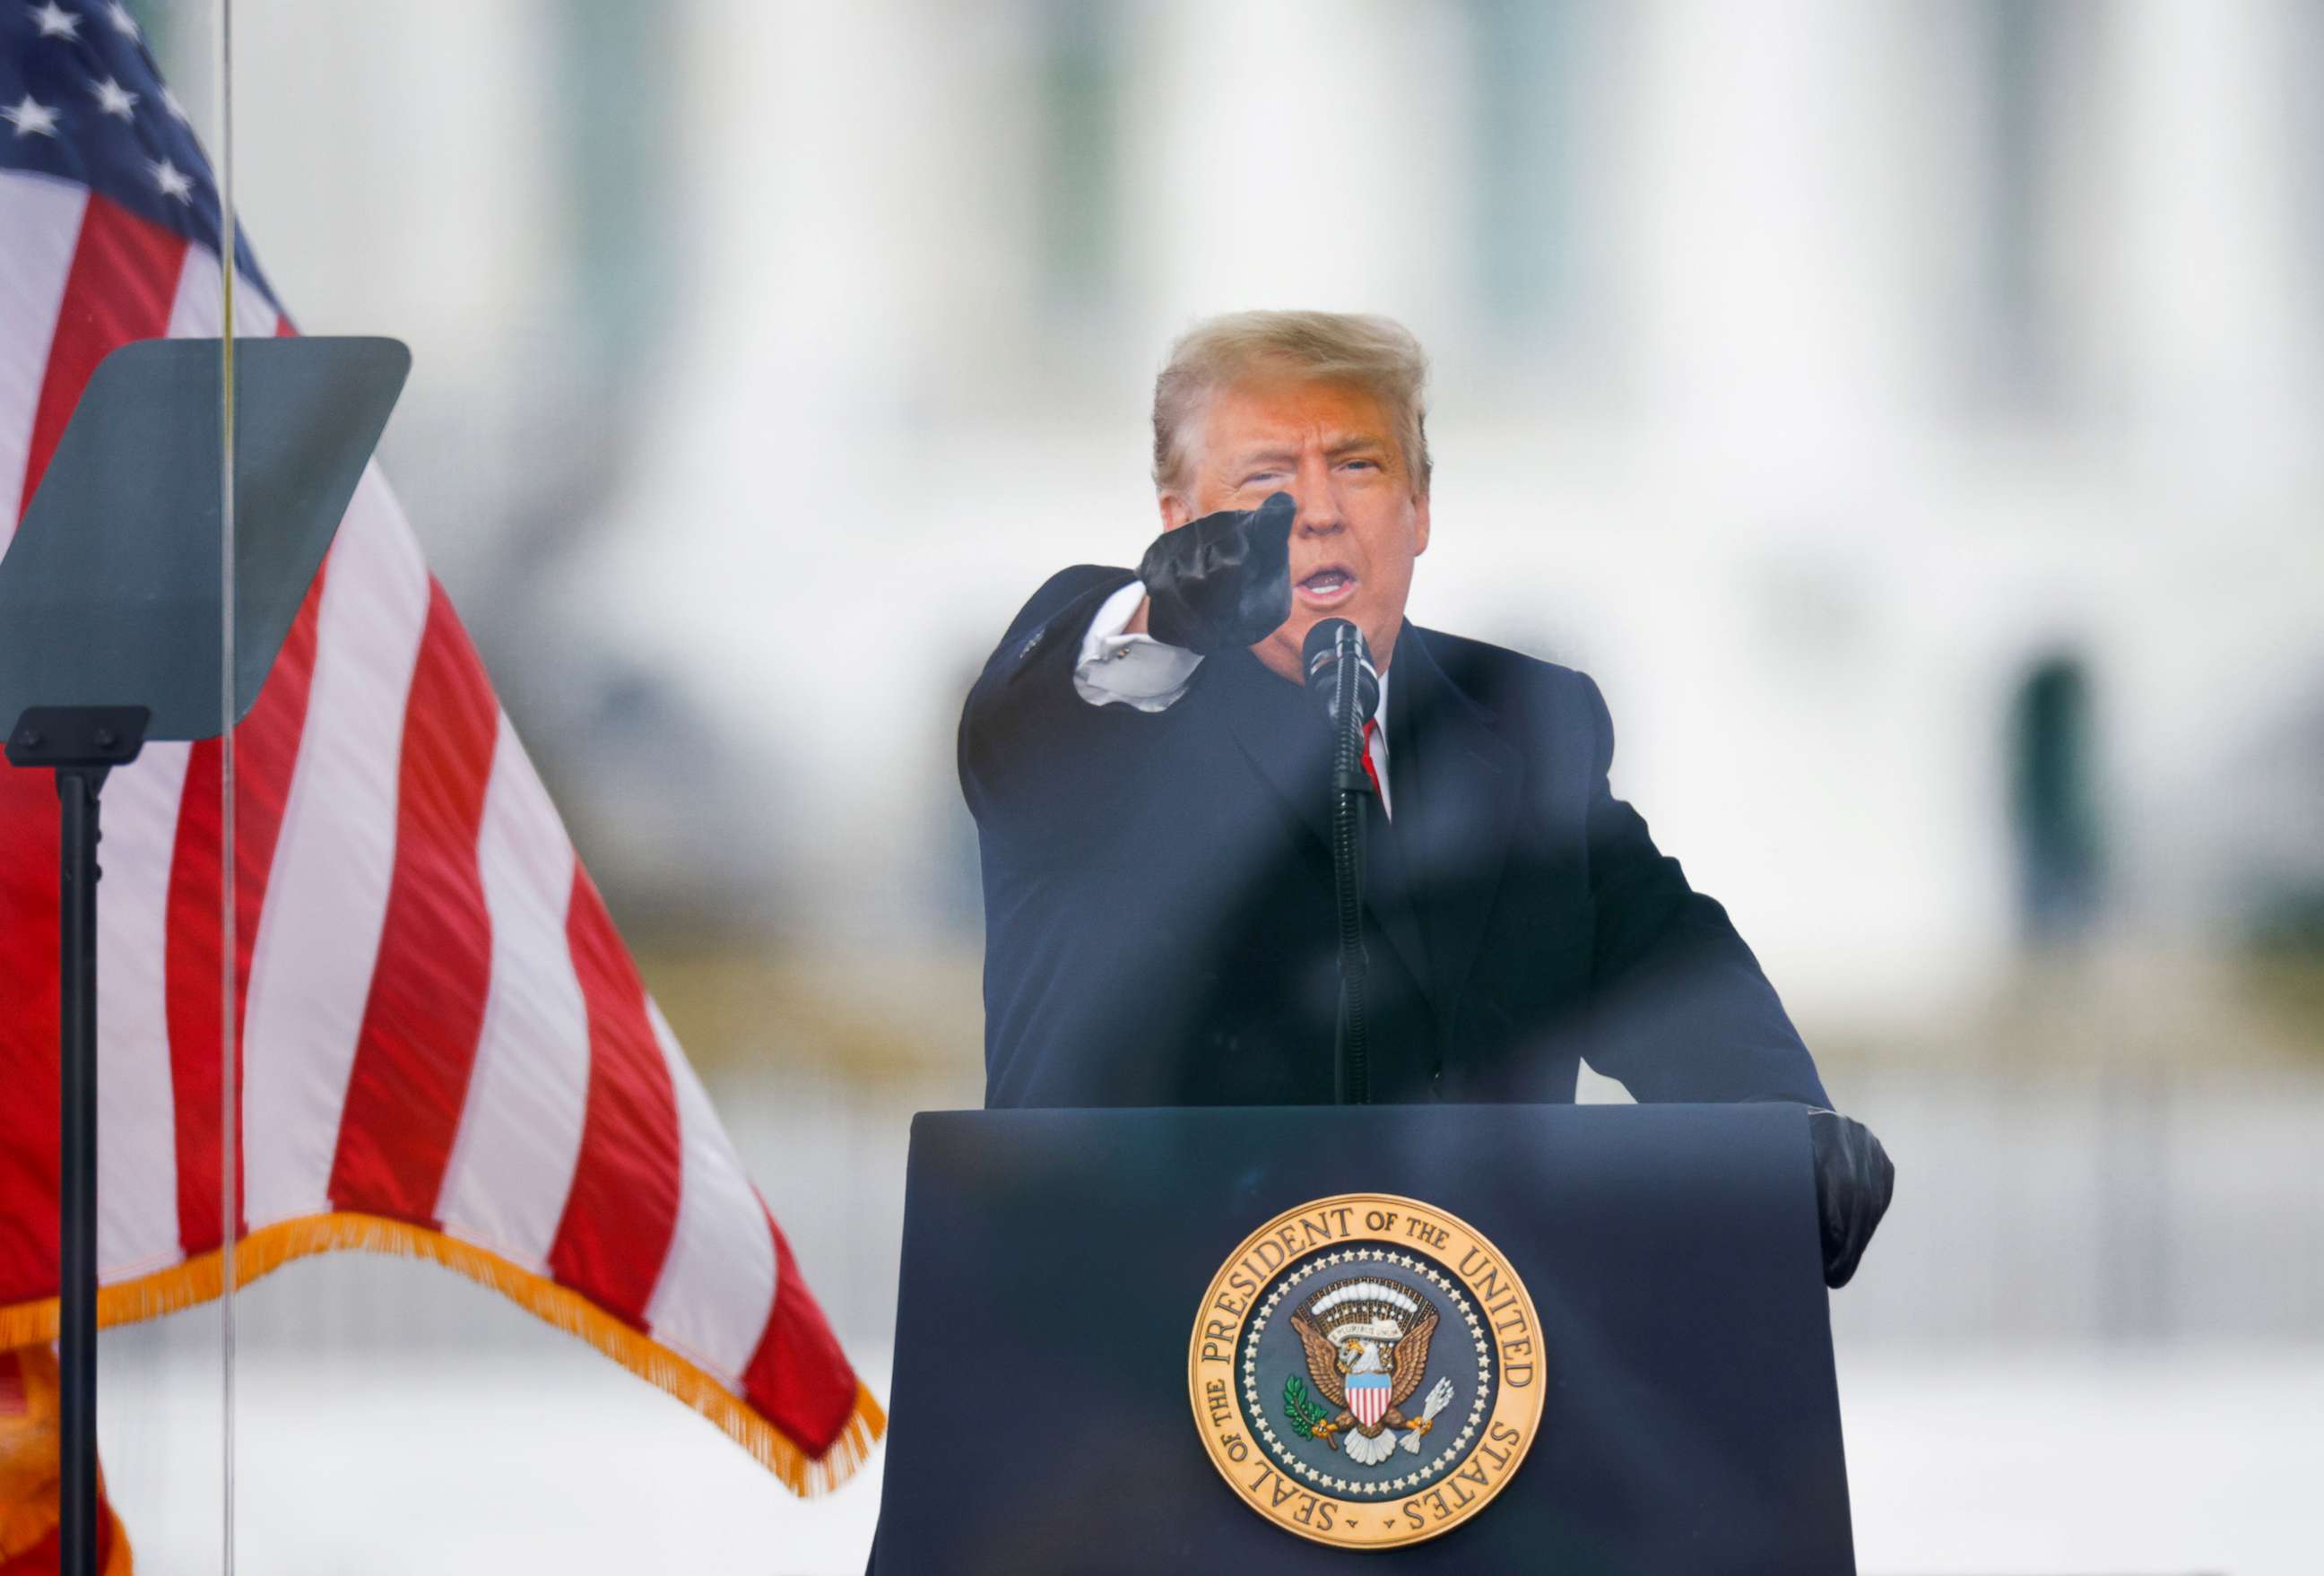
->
xmin=1400 ymin=1377 xmax=1456 ymax=1452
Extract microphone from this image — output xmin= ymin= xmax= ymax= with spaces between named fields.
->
xmin=1301 ymin=618 xmax=1380 ymax=732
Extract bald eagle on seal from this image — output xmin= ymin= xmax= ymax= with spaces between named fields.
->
xmin=1288 ymin=1279 xmax=1445 ymax=1468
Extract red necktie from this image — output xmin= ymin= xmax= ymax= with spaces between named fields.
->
xmin=1361 ymin=717 xmax=1382 ymax=800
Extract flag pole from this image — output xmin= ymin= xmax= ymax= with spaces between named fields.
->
xmin=8 ymin=705 xmax=149 ymax=1576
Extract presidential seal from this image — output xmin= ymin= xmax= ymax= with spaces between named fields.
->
xmin=1187 ymin=1193 xmax=1543 ymax=1550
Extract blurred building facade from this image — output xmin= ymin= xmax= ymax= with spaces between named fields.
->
xmin=86 ymin=4 xmax=2323 ymax=1572
xmin=230 ymin=0 xmax=2324 ymax=1029
xmin=159 ymin=0 xmax=2324 ymax=1361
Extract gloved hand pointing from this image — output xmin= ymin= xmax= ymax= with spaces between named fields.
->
xmin=1137 ymin=491 xmax=1296 ymax=654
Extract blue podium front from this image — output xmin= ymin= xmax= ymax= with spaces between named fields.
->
xmin=871 ymin=1103 xmax=1853 ymax=1573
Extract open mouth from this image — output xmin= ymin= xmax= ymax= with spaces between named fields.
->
xmin=1295 ymin=567 xmax=1357 ymax=608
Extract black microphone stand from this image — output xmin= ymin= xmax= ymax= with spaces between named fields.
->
xmin=1305 ymin=620 xmax=1378 ymax=1105
xmin=1329 ymin=659 xmax=1370 ymax=1104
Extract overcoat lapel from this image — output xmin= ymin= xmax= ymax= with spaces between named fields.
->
xmin=1210 ymin=649 xmax=1434 ymax=999
xmin=1393 ymin=628 xmax=1521 ymax=1024
xmin=1210 ymin=648 xmax=1335 ymax=849
xmin=1359 ymin=783 xmax=1432 ymax=1015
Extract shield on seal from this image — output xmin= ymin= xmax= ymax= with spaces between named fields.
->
xmin=1348 ymin=1371 xmax=1391 ymax=1430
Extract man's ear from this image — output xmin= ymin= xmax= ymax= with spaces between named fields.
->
xmin=1412 ymin=490 xmax=1432 ymax=557
xmin=1158 ymin=492 xmax=1194 ymax=531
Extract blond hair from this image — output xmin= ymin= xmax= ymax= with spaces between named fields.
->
xmin=1150 ymin=310 xmax=1433 ymax=499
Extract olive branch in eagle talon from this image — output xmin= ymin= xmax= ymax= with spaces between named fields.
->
xmin=1281 ymin=1373 xmax=1324 ymax=1439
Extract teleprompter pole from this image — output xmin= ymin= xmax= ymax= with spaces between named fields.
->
xmin=9 ymin=706 xmax=149 ymax=1576
xmin=57 ymin=766 xmax=97 ymax=1576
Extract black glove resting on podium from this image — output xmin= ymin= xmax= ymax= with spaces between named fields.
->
xmin=1137 ymin=491 xmax=1296 ymax=654
xmin=1808 ymin=1110 xmax=1894 ymax=1289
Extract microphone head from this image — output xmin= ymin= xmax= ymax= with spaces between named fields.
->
xmin=1301 ymin=618 xmax=1380 ymax=730
xmin=1300 ymin=617 xmax=1357 ymax=672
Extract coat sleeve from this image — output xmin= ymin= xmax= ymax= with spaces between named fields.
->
xmin=957 ymin=565 xmax=1188 ymax=860
xmin=1574 ymin=671 xmax=1832 ymax=1105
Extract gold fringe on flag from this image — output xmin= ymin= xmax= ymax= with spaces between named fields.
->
xmin=0 ymin=1213 xmax=885 ymax=1498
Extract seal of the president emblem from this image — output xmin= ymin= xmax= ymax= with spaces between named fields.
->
xmin=1187 ymin=1193 xmax=1543 ymax=1549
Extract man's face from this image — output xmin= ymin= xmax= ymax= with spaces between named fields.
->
xmin=1161 ymin=377 xmax=1430 ymax=683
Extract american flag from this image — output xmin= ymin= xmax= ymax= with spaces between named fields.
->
xmin=0 ymin=2 xmax=880 ymax=1493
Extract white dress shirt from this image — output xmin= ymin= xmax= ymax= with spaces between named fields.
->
xmin=1074 ymin=579 xmax=1394 ymax=818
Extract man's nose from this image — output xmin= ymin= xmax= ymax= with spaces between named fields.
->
xmin=1294 ymin=472 xmax=1343 ymax=534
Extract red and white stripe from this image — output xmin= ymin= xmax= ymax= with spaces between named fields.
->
xmin=432 ymin=719 xmax=589 ymax=1272
xmin=0 ymin=175 xmax=862 ymax=1467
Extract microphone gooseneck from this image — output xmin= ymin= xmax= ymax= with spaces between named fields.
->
xmin=1301 ymin=619 xmax=1374 ymax=1104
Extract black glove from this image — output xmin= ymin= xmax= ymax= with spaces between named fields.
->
xmin=1137 ymin=491 xmax=1296 ymax=654
xmin=1808 ymin=1110 xmax=1894 ymax=1289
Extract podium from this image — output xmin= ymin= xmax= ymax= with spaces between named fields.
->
xmin=870 ymin=1103 xmax=1854 ymax=1573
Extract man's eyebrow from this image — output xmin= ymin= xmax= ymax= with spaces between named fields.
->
xmin=1226 ymin=435 xmax=1389 ymax=470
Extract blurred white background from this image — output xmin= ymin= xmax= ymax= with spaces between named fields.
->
xmin=98 ymin=1 xmax=2324 ymax=1571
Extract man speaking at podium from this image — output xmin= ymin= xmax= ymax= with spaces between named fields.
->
xmin=959 ymin=311 xmax=1892 ymax=1286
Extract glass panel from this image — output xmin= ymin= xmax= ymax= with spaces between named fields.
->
xmin=211 ymin=4 xmax=2324 ymax=1573
xmin=0 ymin=3 xmax=238 ymax=1573
xmin=227 ymin=4 xmax=901 ymax=1570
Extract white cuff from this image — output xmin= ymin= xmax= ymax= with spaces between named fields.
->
xmin=1073 ymin=579 xmax=1203 ymax=711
